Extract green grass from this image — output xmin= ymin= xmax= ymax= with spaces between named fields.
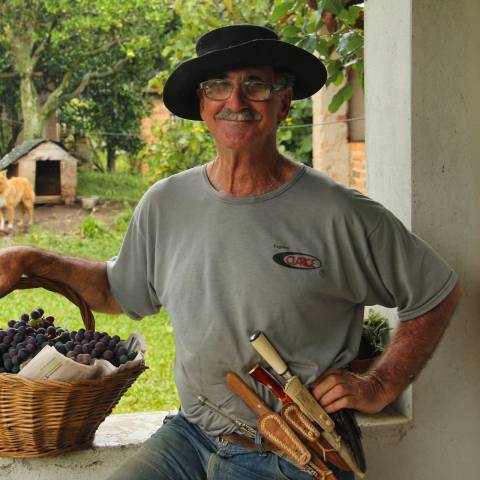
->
xmin=0 ymin=214 xmax=179 ymax=414
xmin=77 ymin=169 xmax=150 ymax=203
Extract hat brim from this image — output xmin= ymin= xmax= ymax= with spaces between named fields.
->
xmin=163 ymin=39 xmax=327 ymax=121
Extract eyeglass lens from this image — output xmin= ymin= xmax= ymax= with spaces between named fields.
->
xmin=202 ymin=80 xmax=272 ymax=101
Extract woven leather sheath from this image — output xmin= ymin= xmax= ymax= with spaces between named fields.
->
xmin=281 ymin=403 xmax=321 ymax=442
xmin=257 ymin=412 xmax=311 ymax=466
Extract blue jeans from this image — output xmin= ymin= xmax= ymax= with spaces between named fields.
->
xmin=106 ymin=413 xmax=355 ymax=480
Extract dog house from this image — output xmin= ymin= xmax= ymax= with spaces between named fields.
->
xmin=0 ymin=139 xmax=78 ymax=204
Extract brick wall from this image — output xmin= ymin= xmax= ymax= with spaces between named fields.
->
xmin=349 ymin=141 xmax=366 ymax=194
xmin=141 ymin=95 xmax=170 ymax=144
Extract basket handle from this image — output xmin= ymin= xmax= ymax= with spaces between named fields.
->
xmin=4 ymin=276 xmax=95 ymax=331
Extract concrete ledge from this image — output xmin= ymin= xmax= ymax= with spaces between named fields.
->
xmin=356 ymin=405 xmax=411 ymax=430
xmin=0 ymin=411 xmax=176 ymax=480
xmin=1 ymin=408 xmax=409 ymax=479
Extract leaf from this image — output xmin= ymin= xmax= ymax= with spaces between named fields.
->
xmin=348 ymin=5 xmax=362 ymax=23
xmin=328 ymin=82 xmax=353 ymax=113
xmin=332 ymin=69 xmax=344 ymax=86
xmin=298 ymin=34 xmax=317 ymax=53
xmin=322 ymin=0 xmax=343 ymax=15
xmin=282 ymin=24 xmax=301 ymax=39
xmin=316 ymin=38 xmax=329 ymax=57
xmin=270 ymin=1 xmax=294 ymax=22
xmin=337 ymin=6 xmax=362 ymax=26
xmin=337 ymin=31 xmax=363 ymax=56
xmin=313 ymin=8 xmax=324 ymax=29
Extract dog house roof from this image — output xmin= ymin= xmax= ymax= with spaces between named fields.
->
xmin=0 ymin=139 xmax=76 ymax=171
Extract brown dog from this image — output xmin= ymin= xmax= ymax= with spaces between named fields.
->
xmin=0 ymin=171 xmax=35 ymax=230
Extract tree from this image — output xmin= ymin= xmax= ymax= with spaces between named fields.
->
xmin=0 ymin=0 xmax=171 ymax=142
xmin=58 ymin=38 xmax=167 ymax=172
xmin=59 ymin=74 xmax=148 ymax=173
xmin=0 ymin=42 xmax=21 ymax=156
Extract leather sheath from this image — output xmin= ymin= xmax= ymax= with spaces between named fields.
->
xmin=257 ymin=411 xmax=311 ymax=466
xmin=281 ymin=402 xmax=321 ymax=442
xmin=281 ymin=402 xmax=350 ymax=472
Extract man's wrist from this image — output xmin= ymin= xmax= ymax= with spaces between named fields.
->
xmin=368 ymin=366 xmax=408 ymax=405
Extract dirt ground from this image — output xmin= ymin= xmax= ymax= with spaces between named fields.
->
xmin=0 ymin=200 xmax=128 ymax=236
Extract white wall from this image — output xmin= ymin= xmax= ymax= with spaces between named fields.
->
xmin=364 ymin=1 xmax=480 ymax=479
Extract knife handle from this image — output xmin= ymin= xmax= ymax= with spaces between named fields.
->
xmin=226 ymin=371 xmax=271 ymax=417
xmin=249 ymin=331 xmax=290 ymax=378
xmin=249 ymin=364 xmax=291 ymax=405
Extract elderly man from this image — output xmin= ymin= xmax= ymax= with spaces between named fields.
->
xmin=0 ymin=25 xmax=459 ymax=480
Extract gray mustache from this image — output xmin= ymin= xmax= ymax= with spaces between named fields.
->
xmin=215 ymin=109 xmax=261 ymax=121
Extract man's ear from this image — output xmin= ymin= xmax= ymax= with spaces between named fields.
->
xmin=277 ymin=87 xmax=293 ymax=124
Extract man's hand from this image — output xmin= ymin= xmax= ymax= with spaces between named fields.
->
xmin=310 ymin=368 xmax=391 ymax=414
xmin=0 ymin=246 xmax=33 ymax=297
xmin=310 ymin=282 xmax=461 ymax=414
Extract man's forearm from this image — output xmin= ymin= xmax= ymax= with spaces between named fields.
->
xmin=370 ymin=282 xmax=461 ymax=403
xmin=12 ymin=246 xmax=122 ymax=314
xmin=312 ymin=282 xmax=461 ymax=413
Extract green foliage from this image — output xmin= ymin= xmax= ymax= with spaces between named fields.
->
xmin=56 ymin=4 xmax=173 ymax=171
xmin=271 ymin=0 xmax=364 ymax=113
xmin=329 ymin=82 xmax=354 ymax=114
xmin=77 ymin=169 xmax=150 ymax=202
xmin=358 ymin=309 xmax=392 ymax=359
xmin=278 ymin=98 xmax=313 ymax=166
xmin=143 ymin=119 xmax=216 ymax=180
xmin=113 ymin=204 xmax=135 ymax=233
xmin=80 ymin=216 xmax=113 ymax=240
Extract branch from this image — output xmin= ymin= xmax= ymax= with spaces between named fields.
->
xmin=38 ymin=68 xmax=72 ymax=118
xmin=41 ymin=57 xmax=131 ymax=117
xmin=0 ymin=72 xmax=43 ymax=79
xmin=61 ymin=57 xmax=130 ymax=102
xmin=74 ymin=39 xmax=119 ymax=63
xmin=31 ymin=16 xmax=59 ymax=65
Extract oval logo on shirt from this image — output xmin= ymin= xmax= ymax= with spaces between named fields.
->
xmin=272 ymin=252 xmax=322 ymax=270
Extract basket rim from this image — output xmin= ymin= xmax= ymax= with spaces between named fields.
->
xmin=3 ymin=276 xmax=95 ymax=330
xmin=0 ymin=363 xmax=147 ymax=387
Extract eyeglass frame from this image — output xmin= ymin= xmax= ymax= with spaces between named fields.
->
xmin=198 ymin=78 xmax=291 ymax=102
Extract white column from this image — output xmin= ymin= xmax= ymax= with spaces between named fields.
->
xmin=364 ymin=0 xmax=480 ymax=478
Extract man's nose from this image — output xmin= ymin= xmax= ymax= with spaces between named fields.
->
xmin=225 ymin=82 xmax=249 ymax=111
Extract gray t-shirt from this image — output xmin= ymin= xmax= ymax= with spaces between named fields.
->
xmin=107 ymin=163 xmax=457 ymax=435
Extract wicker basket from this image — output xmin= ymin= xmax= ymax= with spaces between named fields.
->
xmin=0 ymin=276 xmax=147 ymax=458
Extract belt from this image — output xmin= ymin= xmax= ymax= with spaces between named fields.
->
xmin=219 ymin=433 xmax=276 ymax=452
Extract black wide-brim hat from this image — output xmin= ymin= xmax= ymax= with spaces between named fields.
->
xmin=163 ymin=24 xmax=327 ymax=121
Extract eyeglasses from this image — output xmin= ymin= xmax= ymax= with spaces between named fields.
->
xmin=198 ymin=79 xmax=287 ymax=102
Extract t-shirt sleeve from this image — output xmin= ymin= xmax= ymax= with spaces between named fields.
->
xmin=106 ymin=199 xmax=161 ymax=319
xmin=362 ymin=208 xmax=457 ymax=320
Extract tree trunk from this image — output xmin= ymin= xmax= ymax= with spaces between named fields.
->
xmin=20 ymin=75 xmax=46 ymax=140
xmin=106 ymin=142 xmax=116 ymax=173
xmin=6 ymin=27 xmax=47 ymax=141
